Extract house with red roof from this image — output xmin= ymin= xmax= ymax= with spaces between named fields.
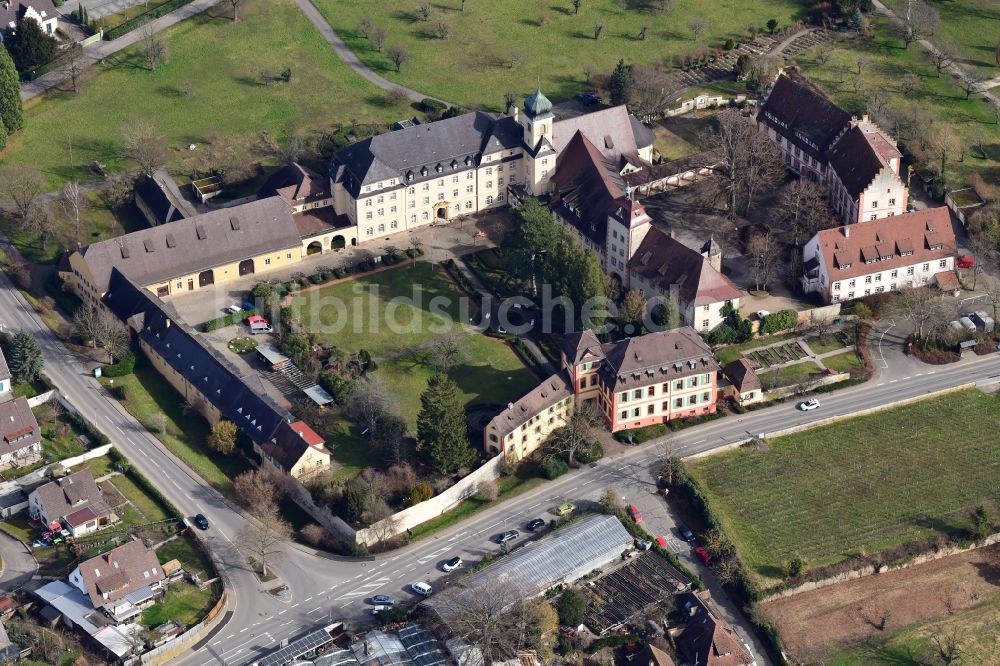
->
xmin=257 ymin=420 xmax=331 ymax=480
xmin=801 ymin=207 xmax=957 ymax=303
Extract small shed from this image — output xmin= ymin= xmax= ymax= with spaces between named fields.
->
xmin=256 ymin=344 xmax=291 ymax=371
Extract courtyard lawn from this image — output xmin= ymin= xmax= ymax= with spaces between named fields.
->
xmin=312 ymin=0 xmax=804 ymax=110
xmin=822 ymin=350 xmax=862 ymax=373
xmin=758 ymin=360 xmax=824 ymax=389
xmin=804 ymin=332 xmax=851 ymax=355
xmin=290 ymin=261 xmax=474 ymax=358
xmin=3 ymin=0 xmax=411 ymax=189
xmin=156 ymin=534 xmax=214 ymax=577
xmin=101 ymin=364 xmax=251 ymax=497
xmin=796 ymin=17 xmax=1000 ymax=186
xmin=653 ymin=125 xmax=699 ymax=162
xmin=686 ymin=390 xmax=1000 ymax=582
xmin=323 ymin=420 xmax=373 ymax=480
xmin=378 ymin=333 xmax=541 ymax=430
xmin=880 ymin=0 xmax=1000 ymax=79
xmin=714 ymin=330 xmax=802 ymax=365
xmin=140 ymin=580 xmax=218 ymax=629
xmin=106 ymin=473 xmax=173 ymax=524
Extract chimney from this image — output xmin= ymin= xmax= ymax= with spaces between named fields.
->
xmin=511 ymin=105 xmax=519 ymax=122
xmin=842 ymin=225 xmax=850 ymax=238
xmin=105 ymin=552 xmax=113 ymax=565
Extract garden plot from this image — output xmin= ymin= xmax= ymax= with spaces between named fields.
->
xmin=744 ymin=340 xmax=809 ymax=370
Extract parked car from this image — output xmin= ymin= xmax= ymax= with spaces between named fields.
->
xmin=442 ymin=556 xmax=463 ymax=572
xmin=677 ymin=523 xmax=695 ymax=542
xmin=694 ymin=546 xmax=712 ymax=566
xmin=655 ymin=536 xmax=668 ymax=549
xmin=371 ymin=605 xmax=390 ymax=615
xmin=797 ymin=399 xmax=820 ymax=411
xmin=755 ymin=310 xmax=770 ymax=320
xmin=247 ymin=315 xmax=273 ymax=334
xmin=193 ymin=514 xmax=210 ymax=530
xmin=635 ymin=538 xmax=652 ymax=551
xmin=496 ymin=530 xmax=520 ymax=544
xmin=556 ymin=503 xmax=576 ymax=516
xmin=526 ymin=518 xmax=546 ymax=531
xmin=577 ymin=91 xmax=602 ymax=105
xmin=957 ymin=255 xmax=975 ymax=269
xmin=225 ymin=304 xmax=242 ymax=314
xmin=628 ymin=504 xmax=643 ymax=522
xmin=411 ymin=581 xmax=433 ymax=596
xmin=371 ymin=595 xmax=395 ymax=606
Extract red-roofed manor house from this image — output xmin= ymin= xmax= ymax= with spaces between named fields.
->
xmin=801 ymin=207 xmax=956 ymax=303
xmin=485 ymin=328 xmax=718 ymax=459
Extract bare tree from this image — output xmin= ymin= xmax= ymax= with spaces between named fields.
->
xmin=929 ymin=124 xmax=961 ymax=178
xmin=25 ymin=204 xmax=59 ymax=254
xmin=707 ymin=109 xmax=785 ymax=218
xmin=60 ymin=180 xmax=88 ymax=246
xmin=775 ymin=179 xmax=835 ymax=247
xmin=64 ymin=48 xmax=84 ymax=93
xmin=746 ymin=231 xmax=776 ymax=292
xmin=415 ymin=2 xmax=432 ymax=21
xmin=592 ymin=22 xmax=604 ymax=40
xmin=543 ymin=402 xmax=601 ymax=467
xmin=96 ymin=315 xmax=129 ymax=363
xmin=959 ymin=73 xmax=984 ymax=100
xmin=346 ymin=377 xmax=390 ymax=436
xmin=120 ymin=120 xmax=167 ymax=177
xmin=688 ymin=17 xmax=707 ymax=42
xmin=898 ymin=71 xmax=921 ymax=96
xmin=387 ymin=45 xmax=410 ymax=72
xmin=0 ymin=165 xmax=45 ymax=221
xmin=237 ymin=508 xmax=291 ymax=579
xmin=358 ymin=16 xmax=374 ymax=39
xmin=140 ymin=28 xmax=168 ymax=72
xmin=430 ymin=337 xmax=460 ymax=373
xmin=931 ymin=624 xmax=964 ymax=665
xmin=652 ymin=0 xmax=671 ymax=12
xmin=890 ymin=287 xmax=952 ymax=345
xmin=431 ymin=18 xmax=450 ymax=40
xmin=370 ymin=26 xmax=387 ymax=52
xmin=924 ymin=44 xmax=955 ymax=77
xmin=509 ymin=50 xmax=523 ymax=69
xmin=628 ymin=65 xmax=679 ymax=121
xmin=365 ymin=511 xmax=401 ymax=545
xmin=233 ymin=468 xmax=280 ymax=514
xmin=228 ymin=0 xmax=242 ymax=21
xmin=73 ymin=303 xmax=130 ymax=362
xmin=571 ymin=0 xmax=582 ymax=15
xmin=896 ymin=0 xmax=939 ymax=48
xmin=446 ymin=578 xmax=540 ymax=664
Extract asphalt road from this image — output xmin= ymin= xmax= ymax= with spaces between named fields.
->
xmin=2 ymin=254 xmax=999 ymax=664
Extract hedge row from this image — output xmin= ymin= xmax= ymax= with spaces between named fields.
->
xmin=613 ymin=423 xmax=668 ymax=444
xmin=104 ymin=0 xmax=194 ymax=39
xmin=759 ymin=309 xmax=797 ymax=335
xmin=101 ymin=352 xmax=135 ymax=378
xmin=107 ymin=448 xmax=182 ymax=519
xmin=202 ymin=308 xmax=259 ymax=332
xmin=64 ymin=407 xmax=111 ymax=448
xmin=439 ymin=259 xmax=479 ymax=296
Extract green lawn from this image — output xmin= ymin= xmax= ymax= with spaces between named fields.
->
xmin=822 ymin=350 xmax=862 ymax=373
xmin=323 ymin=420 xmax=375 ymax=480
xmin=107 ymin=473 xmax=172 ymax=524
xmin=825 ymin=595 xmax=1000 ymax=666
xmin=312 ymin=0 xmax=804 ymax=110
xmin=880 ymin=0 xmax=1000 ymax=79
xmin=409 ymin=475 xmax=546 ymax=541
xmin=0 ymin=515 xmax=75 ymax=576
xmin=98 ymin=0 xmax=184 ymax=31
xmin=378 ymin=334 xmax=540 ymax=430
xmin=141 ymin=580 xmax=217 ymax=629
xmin=758 ymin=360 xmax=825 ymax=389
xmin=796 ymin=17 xmax=1000 ymax=186
xmin=4 ymin=0 xmax=412 ymax=189
xmin=715 ymin=330 xmax=803 ymax=365
xmin=101 ymin=364 xmax=251 ymax=497
xmin=804 ymin=332 xmax=850 ymax=355
xmin=653 ymin=125 xmax=699 ymax=162
xmin=291 ymin=261 xmax=472 ymax=358
xmin=156 ymin=534 xmax=214 ymax=577
xmin=687 ymin=390 xmax=1000 ymax=583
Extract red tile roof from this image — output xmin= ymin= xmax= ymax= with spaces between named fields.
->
xmin=815 ymin=208 xmax=956 ymax=283
xmin=289 ymin=421 xmax=324 ymax=447
xmin=628 ymin=228 xmax=742 ymax=306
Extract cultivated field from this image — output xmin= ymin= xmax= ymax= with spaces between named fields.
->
xmin=313 ymin=0 xmax=803 ymax=109
xmin=3 ymin=0 xmax=411 ymax=188
xmin=290 ymin=261 xmax=538 ymax=429
xmin=796 ymin=15 xmax=1000 ymax=186
xmin=687 ymin=390 xmax=1000 ymax=581
xmin=764 ymin=544 xmax=1000 ymax=664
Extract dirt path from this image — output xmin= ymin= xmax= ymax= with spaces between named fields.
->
xmin=764 ymin=543 xmax=1000 ymax=662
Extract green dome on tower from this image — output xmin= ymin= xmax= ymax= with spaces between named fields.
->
xmin=523 ymin=89 xmax=552 ymax=117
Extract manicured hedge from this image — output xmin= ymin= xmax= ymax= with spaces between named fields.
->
xmin=102 ymin=352 xmax=136 ymax=378
xmin=613 ymin=423 xmax=668 ymax=444
xmin=760 ymin=309 xmax=797 ymax=335
xmin=104 ymin=0 xmax=194 ymax=39
xmin=202 ymin=308 xmax=259 ymax=332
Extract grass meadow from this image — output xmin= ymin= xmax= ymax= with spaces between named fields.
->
xmin=687 ymin=390 xmax=1000 ymax=582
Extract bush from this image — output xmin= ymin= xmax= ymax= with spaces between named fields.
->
xmin=409 ymin=481 xmax=434 ymax=506
xmin=556 ymin=588 xmax=587 ymax=626
xmin=102 ymin=352 xmax=136 ymax=378
xmin=724 ymin=38 xmax=737 ymax=50
xmin=613 ymin=423 xmax=667 ymax=444
xmin=786 ymin=556 xmax=805 ymax=577
xmin=760 ymin=309 xmax=797 ymax=335
xmin=419 ymin=97 xmax=448 ymax=119
xmin=575 ymin=441 xmax=604 ymax=464
xmin=308 ymin=273 xmax=325 ymax=285
xmin=202 ymin=308 xmax=258 ymax=332
xmin=541 ymin=456 xmax=569 ymax=479
xmin=104 ymin=0 xmax=195 ymax=39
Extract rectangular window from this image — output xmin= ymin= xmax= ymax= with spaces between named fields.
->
xmin=702 ymin=391 xmax=710 ymax=402
xmin=889 ymin=198 xmax=895 ymax=205
xmin=465 ymin=201 xmax=473 ymax=209
xmin=486 ymin=181 xmax=493 ymax=189
xmin=923 ymin=263 xmax=929 ymax=271
xmin=453 ymin=190 xmax=459 ymax=197
xmin=620 ymin=411 xmax=628 ymax=420
xmin=647 ymin=404 xmax=655 ymax=415
xmin=688 ymin=395 xmax=697 ymax=406
xmin=662 ymin=401 xmax=669 ymax=411
xmin=907 ymin=266 xmax=914 ymax=275
xmin=391 ymin=221 xmax=398 ymax=229
xmin=410 ymin=215 xmax=416 ymax=223
xmin=675 ymin=381 xmax=683 ymax=390
xmin=365 ymin=212 xmax=373 ymax=220
xmin=421 ymin=212 xmax=429 ymax=220
xmin=674 ymin=398 xmax=683 ymax=408
xmin=647 ymin=386 xmax=655 ymax=397
xmin=870 ymin=214 xmax=877 ymax=221
xmin=620 ymin=392 xmax=628 ymax=403
xmin=875 ymin=274 xmax=881 ymax=282
xmin=939 ymin=259 xmax=947 ymax=268
xmin=423 ymin=197 xmax=430 ymax=204
xmin=849 ymin=279 xmax=856 ymax=287
xmin=865 ymin=276 xmax=872 ymax=284
xmin=891 ymin=270 xmax=898 ymax=278
xmin=377 ymin=208 xmax=384 ymax=216
xmin=872 ymin=201 xmax=878 ymax=208
xmin=452 ymin=176 xmax=458 ymax=183
xmin=366 ymin=227 xmax=373 ymax=236
xmin=466 ymin=185 xmax=474 ymax=193
xmin=486 ymin=195 xmax=493 ymax=204
xmin=632 ymin=407 xmax=640 ymax=418
xmin=702 ymin=319 xmax=709 ymax=328
xmin=632 ymin=389 xmax=642 ymax=399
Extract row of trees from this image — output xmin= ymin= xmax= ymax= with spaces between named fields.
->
xmin=0 ymin=46 xmax=24 ymax=153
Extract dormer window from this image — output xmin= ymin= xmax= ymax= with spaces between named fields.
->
xmin=406 ymin=172 xmax=413 ymax=181
xmin=420 ymin=167 xmax=427 ymax=176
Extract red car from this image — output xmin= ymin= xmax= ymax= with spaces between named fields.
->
xmin=957 ymin=256 xmax=975 ymax=269
xmin=655 ymin=536 xmax=668 ymax=549
xmin=628 ymin=504 xmax=643 ymax=522
xmin=694 ymin=546 xmax=712 ymax=566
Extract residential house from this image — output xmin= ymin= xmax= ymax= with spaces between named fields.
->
xmin=258 ymin=420 xmax=331 ymax=480
xmin=0 ymin=0 xmax=59 ymax=38
xmin=68 ymin=539 xmax=165 ymax=623
xmin=676 ymin=591 xmax=756 ymax=666
xmin=757 ymin=69 xmax=908 ymax=225
xmin=485 ymin=327 xmax=719 ymax=459
xmin=627 ymin=230 xmax=743 ymax=332
xmin=0 ymin=347 xmax=11 ymax=401
xmin=801 ymin=207 xmax=957 ymax=303
xmin=328 ymin=89 xmax=653 ymax=242
xmin=721 ymin=359 xmax=763 ymax=406
xmin=28 ymin=468 xmax=119 ymax=537
xmin=0 ymin=397 xmax=42 ymax=470
xmin=35 ymin=579 xmax=147 ymax=660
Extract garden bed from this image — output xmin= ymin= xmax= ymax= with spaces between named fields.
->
xmin=228 ymin=336 xmax=258 ymax=354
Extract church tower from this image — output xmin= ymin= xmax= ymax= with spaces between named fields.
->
xmin=520 ymin=89 xmax=557 ymax=195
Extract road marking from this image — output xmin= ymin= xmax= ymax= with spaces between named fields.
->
xmin=307 ymin=607 xmax=324 ymax=614
xmin=304 ymin=596 xmax=314 ymax=602
xmin=239 ymin=628 xmax=247 ymax=633
xmin=277 ymin=610 xmax=286 ymax=615
xmin=291 ymin=603 xmax=299 ymax=608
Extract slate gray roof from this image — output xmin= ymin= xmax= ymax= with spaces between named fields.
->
xmin=77 ymin=197 xmax=301 ymax=293
xmin=134 ymin=175 xmax=188 ymax=225
xmin=332 ymin=112 xmax=523 ymax=197
xmin=827 ymin=125 xmax=900 ymax=199
xmin=600 ymin=327 xmax=718 ymax=392
xmin=31 ymin=469 xmax=110 ymax=525
xmin=562 ymin=330 xmax=604 ymax=366
xmin=257 ymin=162 xmax=330 ymax=205
xmin=488 ymin=371 xmax=573 ymax=438
xmin=552 ymin=105 xmax=646 ymax=164
xmin=757 ymin=69 xmax=851 ymax=161
xmin=627 ymin=228 xmax=742 ymax=307
xmin=75 ymin=539 xmax=163 ymax=609
xmin=0 ymin=397 xmax=40 ymax=458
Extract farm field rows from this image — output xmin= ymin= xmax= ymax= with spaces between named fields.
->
xmin=687 ymin=389 xmax=1000 ymax=582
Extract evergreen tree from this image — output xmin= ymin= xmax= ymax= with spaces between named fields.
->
xmin=0 ymin=120 xmax=7 ymax=152
xmin=609 ymin=58 xmax=632 ymax=106
xmin=501 ymin=197 xmax=563 ymax=287
xmin=5 ymin=17 xmax=57 ymax=72
xmin=9 ymin=330 xmax=43 ymax=382
xmin=417 ymin=373 xmax=474 ymax=474
xmin=0 ymin=45 xmax=22 ymax=134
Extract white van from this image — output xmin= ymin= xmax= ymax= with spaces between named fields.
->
xmin=411 ymin=581 xmax=432 ymax=596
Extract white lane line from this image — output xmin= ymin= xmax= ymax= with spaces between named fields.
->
xmin=239 ymin=628 xmax=248 ymax=633
xmin=278 ymin=609 xmax=286 ymax=615
xmin=525 ymin=502 xmax=540 ymax=510
xmin=291 ymin=603 xmax=299 ymax=608
xmin=307 ymin=606 xmax=324 ymax=614
xmin=304 ymin=596 xmax=314 ymax=602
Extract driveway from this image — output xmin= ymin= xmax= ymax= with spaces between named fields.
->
xmin=0 ymin=529 xmax=38 ymax=594
xmin=72 ymin=0 xmax=153 ymax=20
